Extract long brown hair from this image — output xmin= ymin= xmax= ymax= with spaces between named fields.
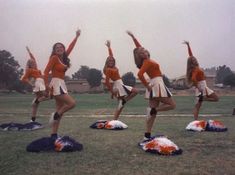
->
xmin=186 ymin=56 xmax=199 ymax=84
xmin=26 ymin=59 xmax=36 ymax=70
xmin=133 ymin=47 xmax=150 ymax=69
xmin=103 ymin=56 xmax=116 ymax=74
xmin=51 ymin=42 xmax=70 ymax=68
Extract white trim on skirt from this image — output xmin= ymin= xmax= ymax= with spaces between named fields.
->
xmin=113 ymin=79 xmax=133 ymax=97
xmin=33 ymin=78 xmax=46 ymax=92
xmin=49 ymin=77 xmax=68 ymax=96
xmin=195 ymin=80 xmax=214 ymax=97
xmin=145 ymin=76 xmax=172 ymax=99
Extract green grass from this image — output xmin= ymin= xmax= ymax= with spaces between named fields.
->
xmin=0 ymin=93 xmax=234 ymax=116
xmin=0 ymin=93 xmax=235 ymax=175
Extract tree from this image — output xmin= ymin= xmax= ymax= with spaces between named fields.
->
xmin=72 ymin=65 xmax=90 ymax=80
xmin=223 ymin=73 xmax=235 ymax=88
xmin=162 ymin=74 xmax=171 ymax=88
xmin=122 ymin=72 xmax=136 ymax=87
xmin=0 ymin=50 xmax=24 ymax=91
xmin=216 ymin=65 xmax=233 ymax=84
xmin=87 ymin=68 xmax=102 ymax=88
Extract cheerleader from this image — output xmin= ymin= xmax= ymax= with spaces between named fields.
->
xmin=127 ymin=31 xmax=176 ymax=140
xmin=44 ymin=29 xmax=81 ymax=140
xmin=21 ymin=47 xmax=49 ymax=122
xmin=103 ymin=40 xmax=138 ymax=120
xmin=183 ymin=41 xmax=219 ymax=120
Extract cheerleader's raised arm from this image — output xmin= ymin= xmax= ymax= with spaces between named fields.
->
xmin=126 ymin=31 xmax=142 ymax=48
xmin=66 ymin=29 xmax=81 ymax=56
xmin=182 ymin=40 xmax=193 ymax=57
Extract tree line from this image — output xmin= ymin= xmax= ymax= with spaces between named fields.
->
xmin=0 ymin=50 xmax=234 ymax=93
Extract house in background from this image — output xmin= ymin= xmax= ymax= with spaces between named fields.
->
xmin=172 ymin=74 xmax=216 ymax=90
xmin=205 ymin=75 xmax=216 ymax=88
xmin=66 ymin=79 xmax=104 ymax=93
xmin=171 ymin=75 xmax=188 ymax=90
xmin=66 ymin=79 xmax=90 ymax=93
xmin=66 ymin=71 xmax=217 ymax=94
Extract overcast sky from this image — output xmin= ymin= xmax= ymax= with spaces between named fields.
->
xmin=0 ymin=0 xmax=234 ymax=78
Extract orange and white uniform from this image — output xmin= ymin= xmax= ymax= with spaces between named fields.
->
xmin=131 ymin=37 xmax=172 ymax=98
xmin=104 ymin=47 xmax=133 ymax=97
xmin=27 ymin=50 xmax=38 ymax=68
xmin=138 ymin=59 xmax=172 ymax=99
xmin=44 ymin=36 xmax=78 ymax=96
xmin=21 ymin=68 xmax=45 ymax=92
xmin=186 ymin=43 xmax=214 ymax=97
xmin=192 ymin=67 xmax=214 ymax=97
xmin=21 ymin=52 xmax=45 ymax=92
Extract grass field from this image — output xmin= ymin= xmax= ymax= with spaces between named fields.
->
xmin=0 ymin=93 xmax=235 ymax=175
xmin=0 ymin=93 xmax=234 ymax=116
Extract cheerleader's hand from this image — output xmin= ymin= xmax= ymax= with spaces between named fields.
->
xmin=147 ymin=83 xmax=153 ymax=92
xmin=76 ymin=29 xmax=81 ymax=37
xmin=182 ymin=40 xmax=189 ymax=45
xmin=126 ymin=30 xmax=134 ymax=38
xmin=105 ymin=40 xmax=111 ymax=47
xmin=28 ymin=81 xmax=34 ymax=87
xmin=26 ymin=46 xmax=30 ymax=53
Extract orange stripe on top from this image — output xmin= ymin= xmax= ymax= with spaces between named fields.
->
xmin=44 ymin=55 xmax=67 ymax=85
xmin=44 ymin=35 xmax=78 ymax=85
xmin=105 ymin=67 xmax=121 ymax=90
xmin=21 ymin=68 xmax=43 ymax=84
xmin=104 ymin=44 xmax=120 ymax=90
xmin=191 ymin=67 xmax=205 ymax=85
xmin=137 ymin=59 xmax=162 ymax=87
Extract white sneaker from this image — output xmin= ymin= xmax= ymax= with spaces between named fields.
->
xmin=138 ymin=137 xmax=151 ymax=146
xmin=143 ymin=137 xmax=153 ymax=143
